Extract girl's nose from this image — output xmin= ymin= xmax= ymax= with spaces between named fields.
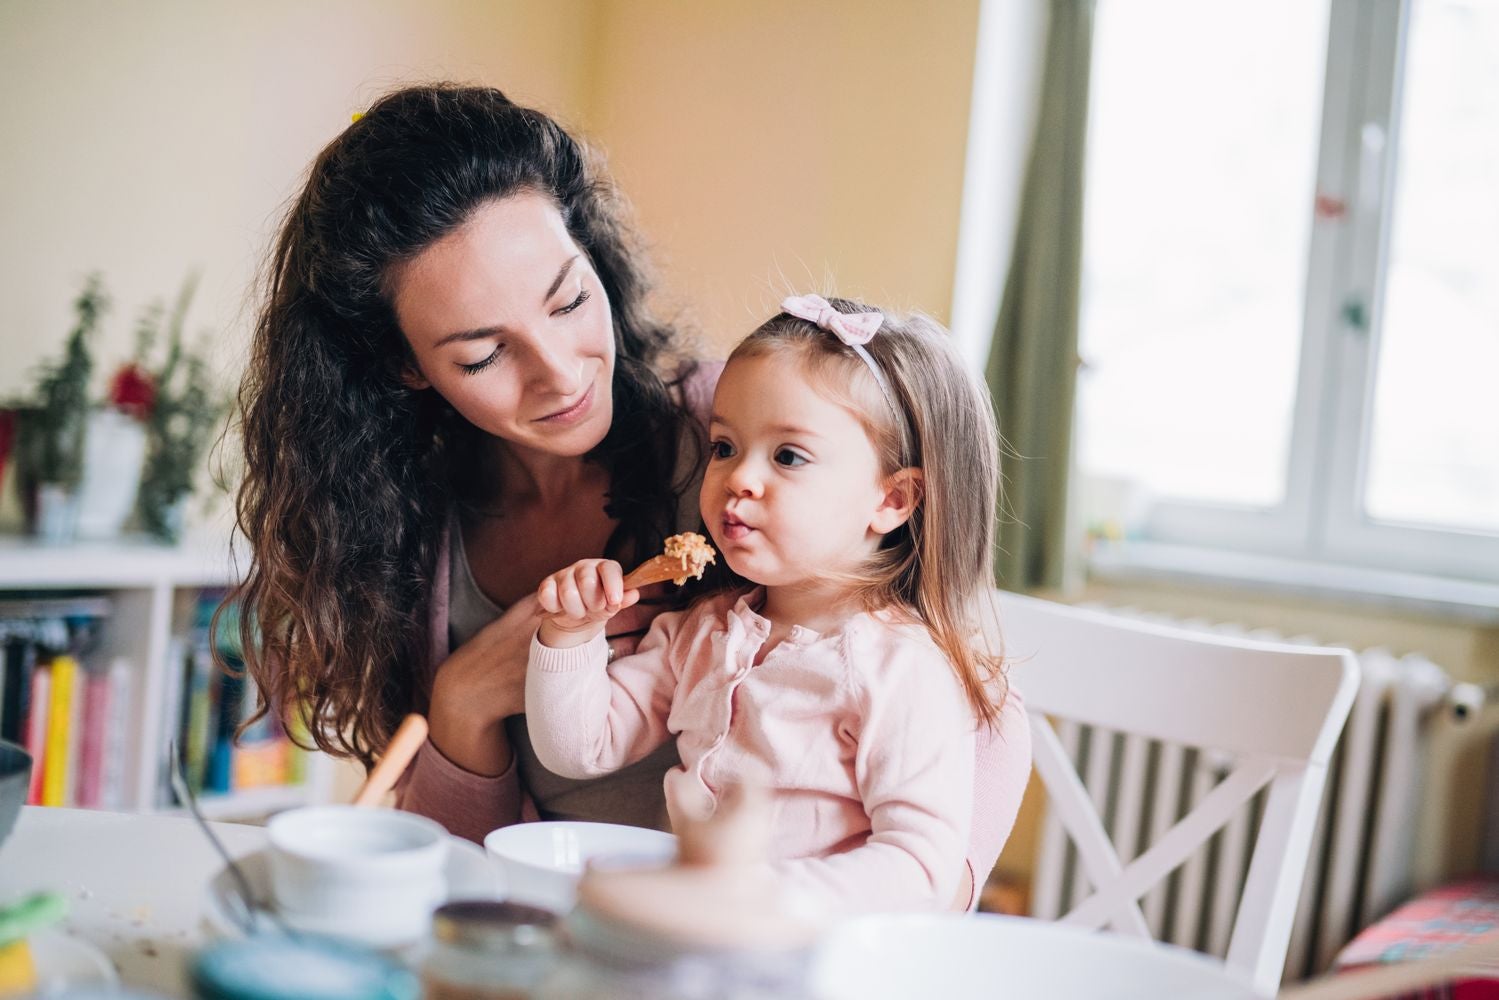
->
xmin=724 ymin=459 xmax=763 ymax=498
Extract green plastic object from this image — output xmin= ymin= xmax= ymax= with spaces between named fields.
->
xmin=190 ymin=936 xmax=420 ymax=1000
xmin=0 ymin=891 xmax=68 ymax=947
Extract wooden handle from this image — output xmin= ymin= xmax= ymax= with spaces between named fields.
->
xmin=622 ymin=557 xmax=677 ymax=591
xmin=352 ymin=713 xmax=428 ymax=807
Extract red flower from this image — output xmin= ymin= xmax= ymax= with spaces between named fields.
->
xmin=109 ymin=363 xmax=157 ymax=419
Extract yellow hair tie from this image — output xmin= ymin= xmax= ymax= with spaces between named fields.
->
xmin=351 ymin=111 xmax=365 ymax=124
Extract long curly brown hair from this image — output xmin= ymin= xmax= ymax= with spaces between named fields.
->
xmin=227 ymin=85 xmax=698 ymax=770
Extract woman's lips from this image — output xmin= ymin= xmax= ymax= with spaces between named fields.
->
xmin=536 ymin=383 xmax=595 ymax=425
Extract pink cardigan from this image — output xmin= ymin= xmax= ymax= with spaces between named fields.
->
xmin=528 ymin=589 xmax=977 ymax=913
xmin=395 ymin=364 xmax=1032 ymax=906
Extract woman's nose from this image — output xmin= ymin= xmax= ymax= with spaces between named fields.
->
xmin=526 ymin=338 xmax=581 ymax=395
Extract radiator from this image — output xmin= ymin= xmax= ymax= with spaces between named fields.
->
xmin=1028 ymin=608 xmax=1478 ymax=981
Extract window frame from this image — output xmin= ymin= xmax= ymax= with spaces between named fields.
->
xmin=1093 ymin=0 xmax=1499 ymax=585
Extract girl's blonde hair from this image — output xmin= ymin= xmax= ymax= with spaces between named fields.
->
xmin=726 ymin=297 xmax=1007 ymax=725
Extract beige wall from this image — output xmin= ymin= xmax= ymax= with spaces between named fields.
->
xmin=1 ymin=1 xmax=982 ymax=393
xmin=0 ymin=0 xmax=594 ymax=400
xmin=583 ymin=1 xmax=982 ymax=354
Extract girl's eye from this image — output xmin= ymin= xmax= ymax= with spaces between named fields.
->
xmin=774 ymin=448 xmax=808 ymax=468
xmin=556 ymin=289 xmax=590 ymax=315
xmin=709 ymin=439 xmax=736 ymax=460
xmin=459 ymin=346 xmax=502 ymax=375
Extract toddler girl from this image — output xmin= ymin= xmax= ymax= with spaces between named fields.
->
xmin=525 ymin=294 xmax=1009 ymax=913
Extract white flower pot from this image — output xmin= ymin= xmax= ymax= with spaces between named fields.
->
xmin=35 ymin=482 xmax=80 ymax=544
xmin=75 ymin=408 xmax=149 ymax=540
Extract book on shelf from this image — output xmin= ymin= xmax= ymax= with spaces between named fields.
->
xmin=0 ymin=596 xmax=120 ymax=809
xmin=24 ymin=665 xmax=48 ymax=803
xmin=160 ymin=590 xmax=307 ymax=807
xmin=75 ymin=657 xmax=130 ymax=809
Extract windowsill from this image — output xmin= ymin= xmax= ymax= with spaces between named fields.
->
xmin=1087 ymin=540 xmax=1499 ymax=625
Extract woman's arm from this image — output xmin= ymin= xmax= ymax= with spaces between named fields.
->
xmin=394 ymin=595 xmax=541 ymax=841
xmin=427 ymin=592 xmax=541 ymax=773
xmin=424 ymin=593 xmax=541 ymax=774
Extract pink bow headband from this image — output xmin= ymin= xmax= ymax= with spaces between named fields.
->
xmin=779 ymin=294 xmax=900 ymax=419
xmin=780 ymin=293 xmax=883 ymax=346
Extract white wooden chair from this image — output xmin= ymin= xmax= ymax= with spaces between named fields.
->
xmin=989 ymin=591 xmax=1359 ymax=995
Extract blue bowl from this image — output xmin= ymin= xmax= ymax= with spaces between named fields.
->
xmin=0 ymin=739 xmax=33 ymax=852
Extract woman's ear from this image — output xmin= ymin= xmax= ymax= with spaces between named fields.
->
xmin=870 ymin=467 xmax=924 ymax=535
xmin=400 ymin=364 xmax=432 ymax=391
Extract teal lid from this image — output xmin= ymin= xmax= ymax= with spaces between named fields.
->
xmin=190 ymin=936 xmax=420 ymax=1000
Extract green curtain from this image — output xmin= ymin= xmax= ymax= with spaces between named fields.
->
xmin=985 ymin=0 xmax=1096 ymax=592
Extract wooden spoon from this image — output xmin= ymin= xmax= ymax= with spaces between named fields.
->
xmin=352 ymin=713 xmax=428 ymax=807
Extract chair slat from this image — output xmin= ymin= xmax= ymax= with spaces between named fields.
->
xmin=994 ymin=590 xmax=1359 ymax=995
xmin=1032 ymin=716 xmax=1151 ymax=938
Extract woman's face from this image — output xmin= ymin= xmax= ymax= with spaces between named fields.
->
xmin=391 ymin=191 xmax=616 ymax=460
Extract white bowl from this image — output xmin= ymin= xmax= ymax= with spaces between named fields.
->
xmin=484 ymin=821 xmax=677 ymax=911
xmin=266 ymin=805 xmax=450 ymax=946
xmin=201 ymin=838 xmax=503 ymax=949
xmin=810 ymin=914 xmax=1267 ymax=1000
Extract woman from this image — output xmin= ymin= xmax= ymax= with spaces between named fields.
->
xmin=231 ymin=84 xmax=1030 ymax=907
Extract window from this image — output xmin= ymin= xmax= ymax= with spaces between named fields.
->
xmin=1076 ymin=0 xmax=1499 ymax=584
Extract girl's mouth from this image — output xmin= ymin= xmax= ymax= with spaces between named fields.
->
xmin=537 ymin=383 xmax=595 ymax=425
xmin=721 ymin=512 xmax=754 ymax=542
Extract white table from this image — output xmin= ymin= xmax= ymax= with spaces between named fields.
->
xmin=0 ymin=805 xmax=266 ymax=997
xmin=3 ymin=807 xmax=1270 ymax=999
xmin=811 ymin=912 xmax=1270 ymax=999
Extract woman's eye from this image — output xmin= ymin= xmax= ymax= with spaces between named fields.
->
xmin=710 ymin=440 xmax=735 ymax=460
xmin=459 ymin=346 xmax=502 ymax=375
xmin=774 ymin=448 xmax=808 ymax=468
xmin=556 ymin=289 xmax=590 ymax=315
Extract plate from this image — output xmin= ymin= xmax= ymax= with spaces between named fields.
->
xmin=27 ymin=927 xmax=120 ymax=992
xmin=201 ymin=836 xmax=504 ymax=946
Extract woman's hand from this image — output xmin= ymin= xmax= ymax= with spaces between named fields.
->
xmin=427 ymin=593 xmax=543 ymax=777
xmin=536 ymin=558 xmax=640 ymax=648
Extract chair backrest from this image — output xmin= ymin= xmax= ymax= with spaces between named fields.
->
xmin=988 ymin=591 xmax=1359 ymax=994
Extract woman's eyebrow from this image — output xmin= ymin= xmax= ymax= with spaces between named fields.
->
xmin=435 ymin=325 xmax=502 ymax=348
xmin=545 ymin=255 xmax=580 ymax=301
xmin=433 ymin=255 xmax=582 ymax=348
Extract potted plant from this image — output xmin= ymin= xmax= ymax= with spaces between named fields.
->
xmin=135 ymin=275 xmax=228 ymax=544
xmin=72 ymin=307 xmax=161 ymax=540
xmin=13 ymin=275 xmax=108 ymax=543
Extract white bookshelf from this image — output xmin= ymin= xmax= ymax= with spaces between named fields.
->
xmin=0 ymin=534 xmax=334 ymax=820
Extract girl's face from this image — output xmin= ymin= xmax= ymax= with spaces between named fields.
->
xmin=392 ymin=192 xmax=616 ymax=460
xmin=701 ymin=353 xmax=911 ymax=590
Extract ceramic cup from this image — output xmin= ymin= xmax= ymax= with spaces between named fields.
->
xmin=483 ymin=821 xmax=676 ymax=912
xmin=266 ymin=805 xmax=449 ymax=947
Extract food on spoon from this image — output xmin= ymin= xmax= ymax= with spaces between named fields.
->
xmin=622 ymin=532 xmax=718 ymax=589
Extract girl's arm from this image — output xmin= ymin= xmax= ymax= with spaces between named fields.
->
xmin=961 ymin=687 xmax=1033 ymax=908
xmin=525 ymin=560 xmax=685 ymax=779
xmin=776 ymin=642 xmax=976 ymax=914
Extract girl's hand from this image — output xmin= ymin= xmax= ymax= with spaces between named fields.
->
xmin=427 ymin=593 xmax=541 ymax=777
xmin=536 ymin=558 xmax=640 ymax=648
